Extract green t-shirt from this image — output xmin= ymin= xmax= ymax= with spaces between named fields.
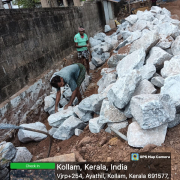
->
xmin=74 ymin=33 xmax=88 ymax=52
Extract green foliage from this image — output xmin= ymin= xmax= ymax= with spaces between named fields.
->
xmin=12 ymin=0 xmax=40 ymax=8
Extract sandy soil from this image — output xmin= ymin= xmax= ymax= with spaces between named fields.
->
xmin=9 ymin=2 xmax=180 ymax=179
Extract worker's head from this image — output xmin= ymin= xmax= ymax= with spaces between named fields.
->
xmin=50 ymin=76 xmax=64 ymax=88
xmin=78 ymin=26 xmax=85 ymax=36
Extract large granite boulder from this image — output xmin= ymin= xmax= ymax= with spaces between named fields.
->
xmin=161 ymin=55 xmax=180 ymax=78
xmin=48 ymin=107 xmax=74 ymax=127
xmin=108 ymin=70 xmax=141 ymax=109
xmin=116 ymin=48 xmax=145 ymax=78
xmin=171 ymin=36 xmax=180 ymax=56
xmin=130 ymin=94 xmax=176 ymax=129
xmin=78 ymin=94 xmax=105 ymax=114
xmin=146 ymin=47 xmax=172 ymax=70
xmin=98 ymin=99 xmax=127 ymax=124
xmin=89 ymin=117 xmax=105 ymax=133
xmin=127 ymin=122 xmax=167 ymax=148
xmin=18 ymin=122 xmax=48 ymax=143
xmin=130 ymin=31 xmax=159 ymax=53
xmin=53 ymin=116 xmax=86 ymax=140
xmin=161 ymin=74 xmax=180 ymax=112
xmin=12 ymin=147 xmax=32 ymax=162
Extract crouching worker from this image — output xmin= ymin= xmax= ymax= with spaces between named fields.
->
xmin=50 ymin=63 xmax=86 ymax=112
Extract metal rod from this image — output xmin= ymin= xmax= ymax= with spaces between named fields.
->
xmin=110 ymin=127 xmax=128 ymax=141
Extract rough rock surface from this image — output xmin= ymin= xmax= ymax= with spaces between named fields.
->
xmin=12 ymin=147 xmax=32 ymax=162
xmin=161 ymin=74 xmax=180 ymax=111
xmin=44 ymin=96 xmax=55 ymax=112
xmin=98 ymin=100 xmax=127 ymax=123
xmin=78 ymin=94 xmax=104 ymax=114
xmin=171 ymin=36 xmax=180 ymax=56
xmin=48 ymin=107 xmax=74 ymax=127
xmin=151 ymin=76 xmax=164 ymax=88
xmin=161 ymin=55 xmax=180 ymax=78
xmin=125 ymin=14 xmax=138 ymax=24
xmin=156 ymin=35 xmax=174 ymax=49
xmin=107 ymin=54 xmax=125 ymax=68
xmin=130 ymin=94 xmax=176 ymax=129
xmin=94 ymin=33 xmax=106 ymax=42
xmin=130 ymin=31 xmax=159 ymax=53
xmin=18 ymin=122 xmax=48 ymax=143
xmin=108 ymin=70 xmax=141 ymax=109
xmin=105 ymin=25 xmax=111 ymax=32
xmin=133 ymin=79 xmax=157 ymax=96
xmin=48 ymin=127 xmax=58 ymax=136
xmin=146 ymin=47 xmax=172 ymax=70
xmin=73 ymin=105 xmax=93 ymax=122
xmin=89 ymin=117 xmax=105 ymax=133
xmin=139 ymin=64 xmax=156 ymax=80
xmin=0 ymin=142 xmax=16 ymax=161
xmin=75 ymin=129 xmax=83 ymax=136
xmin=127 ymin=122 xmax=168 ymax=148
xmin=126 ymin=30 xmax=142 ymax=43
xmin=106 ymin=121 xmax=128 ymax=133
xmin=53 ymin=116 xmax=85 ymax=140
xmin=168 ymin=114 xmax=180 ymax=128
xmin=89 ymin=61 xmax=96 ymax=70
xmin=89 ymin=37 xmax=101 ymax=47
xmin=116 ymin=48 xmax=145 ymax=78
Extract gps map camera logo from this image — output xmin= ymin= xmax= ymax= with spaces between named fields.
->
xmin=131 ymin=153 xmax=139 ymax=161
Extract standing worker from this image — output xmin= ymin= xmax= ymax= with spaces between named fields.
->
xmin=151 ymin=0 xmax=157 ymax=6
xmin=50 ymin=63 xmax=86 ymax=111
xmin=74 ymin=26 xmax=90 ymax=75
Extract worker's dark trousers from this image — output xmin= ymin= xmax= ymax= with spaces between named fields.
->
xmin=152 ymin=2 xmax=157 ymax=6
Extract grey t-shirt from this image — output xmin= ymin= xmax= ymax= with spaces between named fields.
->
xmin=51 ymin=64 xmax=80 ymax=92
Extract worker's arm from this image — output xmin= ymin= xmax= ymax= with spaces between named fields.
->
xmin=64 ymin=88 xmax=78 ymax=110
xmin=75 ymin=43 xmax=88 ymax=48
xmin=55 ymin=91 xmax=61 ymax=113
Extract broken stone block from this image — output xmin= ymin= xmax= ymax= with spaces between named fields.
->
xmin=151 ymin=76 xmax=164 ymax=88
xmin=18 ymin=122 xmax=48 ymax=143
xmin=108 ymin=70 xmax=141 ymax=109
xmin=101 ymin=52 xmax=110 ymax=62
xmin=75 ymin=129 xmax=83 ymax=136
xmin=139 ymin=64 xmax=156 ymax=80
xmin=171 ymin=36 xmax=180 ymax=56
xmin=133 ymin=79 xmax=157 ymax=96
xmin=114 ymin=40 xmax=128 ymax=53
xmin=78 ymin=94 xmax=105 ymax=114
xmin=150 ymin=6 xmax=162 ymax=14
xmin=89 ymin=61 xmax=96 ymax=70
xmin=98 ymin=99 xmax=127 ymax=124
xmin=89 ymin=37 xmax=101 ymax=47
xmin=130 ymin=94 xmax=176 ymax=129
xmin=146 ymin=47 xmax=172 ymax=70
xmin=0 ymin=168 xmax=9 ymax=180
xmin=104 ymin=25 xmax=111 ymax=32
xmin=12 ymin=147 xmax=32 ymax=162
xmin=36 ymin=153 xmax=76 ymax=162
xmin=73 ymin=105 xmax=93 ymax=122
xmin=108 ymin=121 xmax=128 ymax=131
xmin=48 ymin=127 xmax=58 ymax=136
xmin=124 ymin=103 xmax=132 ymax=118
xmin=121 ymin=31 xmax=132 ymax=40
xmin=130 ymin=19 xmax=149 ymax=32
xmin=63 ymin=88 xmax=72 ymax=101
xmin=108 ymin=54 xmax=125 ymax=68
xmin=126 ymin=30 xmax=142 ymax=44
xmin=161 ymin=74 xmax=180 ymax=111
xmin=127 ymin=122 xmax=167 ymax=148
xmin=156 ymin=35 xmax=174 ymax=49
xmin=168 ymin=114 xmax=180 ymax=128
xmin=92 ymin=57 xmax=105 ymax=67
xmin=161 ymin=55 xmax=180 ymax=78
xmin=94 ymin=32 xmax=106 ymax=42
xmin=89 ymin=117 xmax=105 ymax=133
xmin=137 ymin=11 xmax=155 ymax=21
xmin=161 ymin=7 xmax=171 ymax=17
xmin=48 ymin=107 xmax=74 ymax=127
xmin=97 ymin=69 xmax=117 ymax=94
xmin=116 ymin=48 xmax=145 ymax=78
xmin=125 ymin=14 xmax=138 ymax=25
xmin=0 ymin=142 xmax=16 ymax=161
xmin=130 ymin=31 xmax=159 ymax=54
xmin=100 ymin=83 xmax=115 ymax=99
xmin=157 ymin=22 xmax=179 ymax=37
xmin=44 ymin=96 xmax=55 ymax=112
xmin=59 ymin=98 xmax=68 ymax=107
xmin=53 ymin=116 xmax=85 ymax=140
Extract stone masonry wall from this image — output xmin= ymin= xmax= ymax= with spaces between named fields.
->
xmin=0 ymin=2 xmax=105 ymax=104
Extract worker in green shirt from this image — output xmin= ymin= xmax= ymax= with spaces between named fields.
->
xmin=74 ymin=26 xmax=90 ymax=75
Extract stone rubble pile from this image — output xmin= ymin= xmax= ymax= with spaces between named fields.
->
xmin=17 ymin=6 xmax=180 ymax=148
xmin=0 ymin=141 xmax=32 ymax=180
